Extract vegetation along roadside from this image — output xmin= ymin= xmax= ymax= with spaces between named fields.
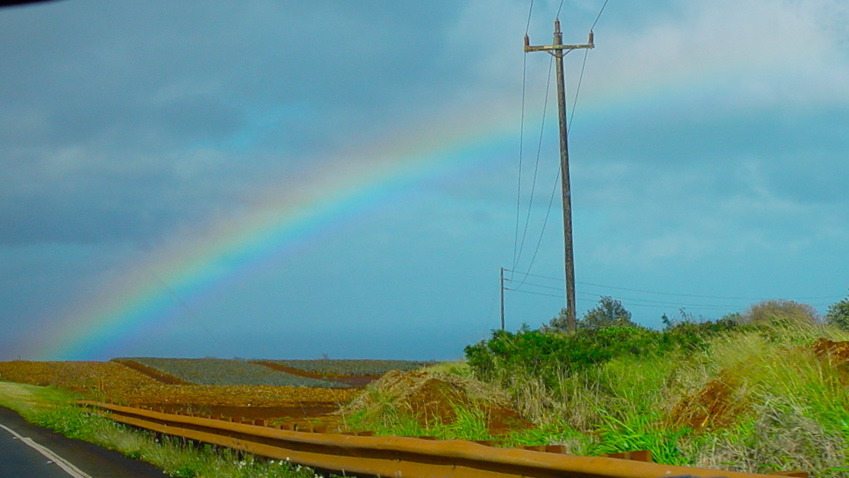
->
xmin=341 ymin=295 xmax=849 ymax=476
xmin=0 ymin=382 xmax=337 ymax=478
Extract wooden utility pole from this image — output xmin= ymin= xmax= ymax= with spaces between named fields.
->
xmin=524 ymin=19 xmax=594 ymax=332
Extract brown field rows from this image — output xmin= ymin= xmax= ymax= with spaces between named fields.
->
xmin=0 ymin=360 xmax=358 ymax=422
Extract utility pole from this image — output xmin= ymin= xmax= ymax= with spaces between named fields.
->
xmin=524 ymin=19 xmax=594 ymax=332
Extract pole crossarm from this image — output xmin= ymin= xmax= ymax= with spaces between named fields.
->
xmin=524 ymin=19 xmax=594 ymax=56
xmin=524 ymin=43 xmax=593 ymax=53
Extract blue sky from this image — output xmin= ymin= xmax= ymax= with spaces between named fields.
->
xmin=1 ymin=0 xmax=848 ymax=361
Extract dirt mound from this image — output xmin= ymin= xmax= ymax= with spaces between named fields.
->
xmin=342 ymin=370 xmax=530 ymax=436
xmin=670 ymin=371 xmax=746 ymax=431
xmin=812 ymin=338 xmax=849 ymax=365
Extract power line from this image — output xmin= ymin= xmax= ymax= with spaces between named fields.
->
xmin=506 ymin=287 xmax=806 ymax=314
xmin=512 ymin=49 xmax=528 ymax=270
xmin=558 ymin=0 xmax=609 ymax=29
xmin=503 ymin=268 xmax=844 ymax=302
xmin=513 ymin=0 xmax=537 ymax=269
xmin=591 ymin=0 xmax=610 ymax=31
xmin=508 ymin=280 xmax=756 ymax=310
xmin=568 ymin=49 xmax=589 ymax=131
xmin=515 ymin=169 xmax=561 ymax=288
xmin=513 ymin=3 xmax=554 ymax=273
xmin=514 ymin=57 xmax=555 ymax=271
xmin=507 ymin=288 xmax=743 ymax=312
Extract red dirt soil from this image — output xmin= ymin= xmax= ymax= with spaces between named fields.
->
xmin=148 ymin=404 xmax=340 ymax=423
xmin=669 ymin=371 xmax=744 ymax=431
xmin=812 ymin=338 xmax=849 ymax=364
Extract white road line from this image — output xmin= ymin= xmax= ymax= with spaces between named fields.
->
xmin=0 ymin=422 xmax=93 ymax=478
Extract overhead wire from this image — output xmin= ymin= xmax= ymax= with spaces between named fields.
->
xmin=514 ymin=57 xmax=555 ymax=272
xmin=513 ymin=0 xmax=558 ymax=274
xmin=591 ymin=0 xmax=609 ymax=31
xmin=507 ymin=279 xmax=744 ymax=310
xmin=506 ymin=285 xmax=833 ymax=314
xmin=514 ymin=169 xmax=560 ymax=289
xmin=568 ymin=0 xmax=607 ymax=133
xmin=512 ymin=0 xmax=536 ymax=271
xmin=556 ymin=0 xmax=566 ymax=20
xmin=506 ymin=269 xmax=842 ymax=302
xmin=512 ymin=57 xmax=527 ymax=268
xmin=504 ymin=268 xmax=844 ymax=314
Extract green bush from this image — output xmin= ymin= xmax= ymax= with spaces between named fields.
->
xmin=660 ymin=317 xmax=739 ymax=351
xmin=547 ymin=296 xmax=636 ymax=332
xmin=465 ymin=326 xmax=665 ymax=390
xmin=825 ymin=295 xmax=849 ymax=331
xmin=466 ymin=316 xmax=744 ymax=392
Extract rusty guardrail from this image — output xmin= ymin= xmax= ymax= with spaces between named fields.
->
xmin=80 ymin=401 xmax=806 ymax=478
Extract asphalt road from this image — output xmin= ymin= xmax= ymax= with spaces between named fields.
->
xmin=0 ymin=406 xmax=165 ymax=477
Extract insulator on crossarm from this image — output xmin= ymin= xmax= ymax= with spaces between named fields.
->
xmin=588 ymin=30 xmax=594 ymax=45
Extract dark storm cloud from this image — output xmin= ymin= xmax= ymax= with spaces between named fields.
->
xmin=0 ymin=1 xmax=477 ymax=246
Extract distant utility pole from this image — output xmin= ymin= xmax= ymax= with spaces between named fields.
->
xmin=524 ymin=19 xmax=594 ymax=333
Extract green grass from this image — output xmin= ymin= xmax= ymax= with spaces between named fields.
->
xmin=0 ymin=381 xmax=336 ymax=477
xmin=344 ymin=398 xmax=498 ymax=442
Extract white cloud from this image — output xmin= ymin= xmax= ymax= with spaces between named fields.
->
xmin=585 ymin=0 xmax=849 ymax=109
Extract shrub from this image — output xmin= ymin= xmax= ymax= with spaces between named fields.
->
xmin=739 ymin=300 xmax=819 ymax=327
xmin=465 ymin=326 xmax=664 ymax=390
xmin=546 ymin=296 xmax=636 ymax=332
xmin=661 ymin=317 xmax=740 ymax=351
xmin=825 ymin=295 xmax=849 ymax=331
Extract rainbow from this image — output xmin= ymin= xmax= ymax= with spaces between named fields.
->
xmin=38 ymin=107 xmax=521 ymax=360
xmin=36 ymin=49 xmax=683 ymax=360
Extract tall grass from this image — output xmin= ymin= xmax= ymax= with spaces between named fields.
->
xmin=670 ymin=324 xmax=849 ymax=474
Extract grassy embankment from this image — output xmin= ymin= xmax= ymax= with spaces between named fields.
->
xmin=0 ymin=382 xmax=331 ymax=478
xmin=348 ymin=321 xmax=849 ymax=476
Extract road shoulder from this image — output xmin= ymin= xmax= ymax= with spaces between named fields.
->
xmin=0 ymin=406 xmax=165 ymax=478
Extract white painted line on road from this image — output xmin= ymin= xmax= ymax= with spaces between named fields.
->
xmin=0 ymin=422 xmax=93 ymax=478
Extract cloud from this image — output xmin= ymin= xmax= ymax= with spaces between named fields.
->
xmin=586 ymin=0 xmax=849 ymax=109
xmin=0 ymin=2 xmax=483 ymax=247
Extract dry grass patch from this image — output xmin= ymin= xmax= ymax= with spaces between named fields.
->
xmin=341 ymin=370 xmax=531 ymax=436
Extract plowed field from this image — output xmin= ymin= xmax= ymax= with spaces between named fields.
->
xmin=0 ymin=360 xmax=357 ymax=422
